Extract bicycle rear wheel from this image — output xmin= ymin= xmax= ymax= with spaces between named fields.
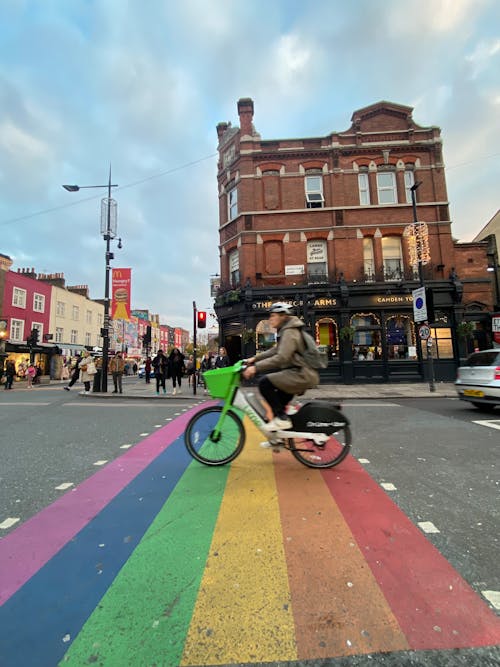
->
xmin=289 ymin=423 xmax=351 ymax=469
xmin=185 ymin=406 xmax=245 ymax=466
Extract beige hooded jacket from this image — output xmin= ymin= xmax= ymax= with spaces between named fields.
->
xmin=254 ymin=315 xmax=319 ymax=394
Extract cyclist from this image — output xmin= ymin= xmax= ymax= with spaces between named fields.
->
xmin=242 ymin=302 xmax=319 ymax=431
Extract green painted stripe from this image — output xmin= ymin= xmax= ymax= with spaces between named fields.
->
xmin=60 ymin=461 xmax=229 ymax=667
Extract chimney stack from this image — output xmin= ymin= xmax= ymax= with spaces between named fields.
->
xmin=68 ymin=284 xmax=90 ymax=299
xmin=216 ymin=122 xmax=229 ymax=141
xmin=237 ymin=98 xmax=254 ymax=136
xmin=37 ymin=272 xmax=66 ymax=288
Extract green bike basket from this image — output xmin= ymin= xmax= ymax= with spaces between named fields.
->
xmin=203 ymin=366 xmax=237 ymax=398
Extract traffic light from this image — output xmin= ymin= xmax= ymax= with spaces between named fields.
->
xmin=27 ymin=328 xmax=39 ymax=346
xmin=197 ymin=311 xmax=207 ymax=328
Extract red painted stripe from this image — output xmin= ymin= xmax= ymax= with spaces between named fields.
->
xmin=323 ymin=457 xmax=500 ymax=649
xmin=0 ymin=403 xmax=212 ymax=606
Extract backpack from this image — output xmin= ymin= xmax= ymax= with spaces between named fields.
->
xmin=301 ymin=330 xmax=329 ymax=369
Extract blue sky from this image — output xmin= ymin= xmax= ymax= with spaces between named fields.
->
xmin=1 ymin=0 xmax=499 ymax=331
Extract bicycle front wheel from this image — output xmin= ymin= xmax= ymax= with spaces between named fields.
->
xmin=185 ymin=407 xmax=245 ymax=466
xmin=289 ymin=423 xmax=351 ymax=469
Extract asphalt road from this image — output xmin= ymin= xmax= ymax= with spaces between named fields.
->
xmin=1 ymin=386 xmax=499 ymax=666
xmin=0 ymin=384 xmax=207 ymax=531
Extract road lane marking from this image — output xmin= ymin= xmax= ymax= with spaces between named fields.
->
xmin=482 ymin=591 xmax=500 ymax=609
xmin=0 ymin=518 xmax=20 ymax=530
xmin=381 ymin=482 xmax=397 ymax=491
xmin=0 ymin=402 xmax=51 ymax=406
xmin=358 ymin=458 xmax=370 ymax=464
xmin=418 ymin=521 xmax=440 ymax=534
xmin=93 ymin=460 xmax=108 ymax=466
xmin=119 ymin=444 xmax=133 ymax=449
xmin=472 ymin=419 xmax=500 ymax=430
xmin=55 ymin=483 xmax=74 ymax=491
xmin=139 ymin=433 xmax=149 ymax=436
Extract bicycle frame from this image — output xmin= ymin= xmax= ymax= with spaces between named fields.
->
xmin=210 ymin=365 xmax=330 ymax=446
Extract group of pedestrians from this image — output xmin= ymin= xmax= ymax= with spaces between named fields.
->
xmin=151 ymin=347 xmax=186 ymax=395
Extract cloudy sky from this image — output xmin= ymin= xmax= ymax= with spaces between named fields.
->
xmin=1 ymin=0 xmax=499 ymax=331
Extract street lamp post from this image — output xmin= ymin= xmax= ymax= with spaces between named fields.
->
xmin=63 ymin=167 xmax=119 ymax=392
xmin=410 ymin=181 xmax=435 ymax=392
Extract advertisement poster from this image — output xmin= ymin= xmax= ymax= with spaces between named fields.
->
xmin=111 ymin=268 xmax=131 ymax=320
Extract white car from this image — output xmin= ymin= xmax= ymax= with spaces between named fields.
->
xmin=455 ymin=349 xmax=500 ymax=412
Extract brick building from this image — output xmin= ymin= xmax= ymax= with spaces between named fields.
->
xmin=214 ymin=98 xmax=495 ymax=383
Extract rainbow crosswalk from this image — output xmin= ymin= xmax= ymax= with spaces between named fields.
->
xmin=0 ymin=406 xmax=499 ymax=666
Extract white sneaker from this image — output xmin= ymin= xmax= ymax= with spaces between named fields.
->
xmin=173 ymin=388 xmax=177 ymax=395
xmin=260 ymin=440 xmax=284 ymax=449
xmin=265 ymin=415 xmax=292 ymax=431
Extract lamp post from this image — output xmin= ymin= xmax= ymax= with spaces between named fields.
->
xmin=410 ymin=181 xmax=435 ymax=392
xmin=63 ymin=167 xmax=119 ymax=392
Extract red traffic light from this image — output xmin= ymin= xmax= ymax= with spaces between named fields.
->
xmin=197 ymin=311 xmax=207 ymax=328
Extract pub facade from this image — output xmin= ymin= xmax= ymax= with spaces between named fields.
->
xmin=214 ymin=99 xmax=494 ymax=383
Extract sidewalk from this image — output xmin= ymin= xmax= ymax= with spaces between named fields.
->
xmin=73 ymin=378 xmax=457 ymax=400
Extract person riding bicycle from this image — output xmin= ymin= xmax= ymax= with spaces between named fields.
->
xmin=242 ymin=302 xmax=319 ymax=431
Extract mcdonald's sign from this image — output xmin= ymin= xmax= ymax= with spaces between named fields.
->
xmin=111 ymin=268 xmax=132 ymax=320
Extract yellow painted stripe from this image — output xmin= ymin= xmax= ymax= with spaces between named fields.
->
xmin=181 ymin=419 xmax=297 ymax=666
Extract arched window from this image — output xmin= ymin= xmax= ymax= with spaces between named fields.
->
xmin=351 ymin=313 xmax=381 ymax=360
xmin=315 ymin=317 xmax=338 ymax=359
xmin=404 ymin=166 xmax=415 ymax=204
xmin=386 ymin=314 xmax=416 ymax=359
xmin=358 ymin=168 xmax=370 ymax=205
xmin=382 ymin=237 xmax=403 ymax=280
xmin=307 ymin=240 xmax=328 ymax=283
xmin=363 ymin=238 xmax=375 ymax=281
xmin=305 ymin=169 xmax=324 ymax=208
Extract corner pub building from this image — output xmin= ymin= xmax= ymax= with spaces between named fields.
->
xmin=213 ymin=98 xmax=495 ymax=384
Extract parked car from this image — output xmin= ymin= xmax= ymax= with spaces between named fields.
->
xmin=455 ymin=349 xmax=500 ymax=411
xmin=138 ymin=365 xmax=155 ymax=379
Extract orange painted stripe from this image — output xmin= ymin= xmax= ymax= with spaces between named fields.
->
xmin=274 ymin=455 xmax=409 ymax=660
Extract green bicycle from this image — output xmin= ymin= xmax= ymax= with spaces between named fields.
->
xmin=184 ymin=361 xmax=352 ymax=469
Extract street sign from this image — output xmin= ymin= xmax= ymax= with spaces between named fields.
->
xmin=412 ymin=286 xmax=427 ymax=323
xmin=419 ymin=324 xmax=431 ymax=340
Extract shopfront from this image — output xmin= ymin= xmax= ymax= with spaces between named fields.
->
xmin=4 ymin=341 xmax=62 ymax=382
xmin=216 ymin=282 xmax=482 ymax=384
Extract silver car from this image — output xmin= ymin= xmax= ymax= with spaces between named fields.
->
xmin=455 ymin=349 xmax=500 ymax=412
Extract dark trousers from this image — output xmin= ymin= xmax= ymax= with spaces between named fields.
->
xmin=155 ymin=375 xmax=166 ymax=392
xmin=68 ymin=371 xmax=80 ymax=387
xmin=171 ymin=371 xmax=182 ymax=388
xmin=5 ymin=375 xmax=14 ymax=390
xmin=259 ymin=376 xmax=293 ymax=418
xmin=112 ymin=372 xmax=123 ymax=393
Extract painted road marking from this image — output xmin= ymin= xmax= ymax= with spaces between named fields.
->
xmin=139 ymin=432 xmax=149 ymax=436
xmin=0 ymin=402 xmax=51 ymax=406
xmin=358 ymin=458 xmax=370 ymax=464
xmin=55 ymin=482 xmax=74 ymax=490
xmin=418 ymin=521 xmax=440 ymax=534
xmin=0 ymin=517 xmax=20 ymax=530
xmin=482 ymin=591 xmax=500 ymax=609
xmin=93 ymin=460 xmax=108 ymax=466
xmin=472 ymin=419 xmax=500 ymax=430
xmin=119 ymin=444 xmax=133 ymax=449
xmin=381 ymin=482 xmax=397 ymax=491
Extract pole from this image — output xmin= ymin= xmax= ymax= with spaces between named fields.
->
xmin=101 ymin=167 xmax=112 ymax=393
xmin=193 ymin=300 xmax=197 ymax=396
xmin=411 ymin=182 xmax=435 ymax=392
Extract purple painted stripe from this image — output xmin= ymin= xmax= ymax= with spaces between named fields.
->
xmin=0 ymin=402 xmax=211 ymax=605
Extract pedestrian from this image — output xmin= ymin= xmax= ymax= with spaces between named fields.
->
xmin=133 ymin=362 xmax=138 ymax=375
xmin=168 ymin=347 xmax=185 ymax=395
xmin=214 ymin=346 xmax=230 ymax=368
xmin=61 ymin=362 xmax=70 ymax=381
xmin=152 ymin=349 xmax=168 ymax=395
xmin=78 ymin=351 xmax=96 ymax=394
xmin=26 ymin=363 xmax=36 ymax=389
xmin=200 ymin=353 xmax=211 ymax=394
xmin=186 ymin=355 xmax=195 ymax=387
xmin=64 ymin=354 xmax=81 ymax=391
xmin=92 ymin=355 xmax=103 ymax=392
xmin=109 ymin=351 xmax=125 ymax=394
xmin=34 ymin=363 xmax=42 ymax=385
xmin=144 ymin=356 xmax=152 ymax=384
xmin=4 ymin=360 xmax=16 ymax=390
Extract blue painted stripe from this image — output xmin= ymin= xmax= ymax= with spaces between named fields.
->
xmin=0 ymin=435 xmax=191 ymax=667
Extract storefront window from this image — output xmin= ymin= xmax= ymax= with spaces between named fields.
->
xmin=256 ymin=319 xmax=276 ymax=352
xmin=386 ymin=314 xmax=417 ymax=359
xmin=420 ymin=327 xmax=454 ymax=359
xmin=315 ymin=318 xmax=338 ymax=359
xmin=351 ymin=313 xmax=381 ymax=360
